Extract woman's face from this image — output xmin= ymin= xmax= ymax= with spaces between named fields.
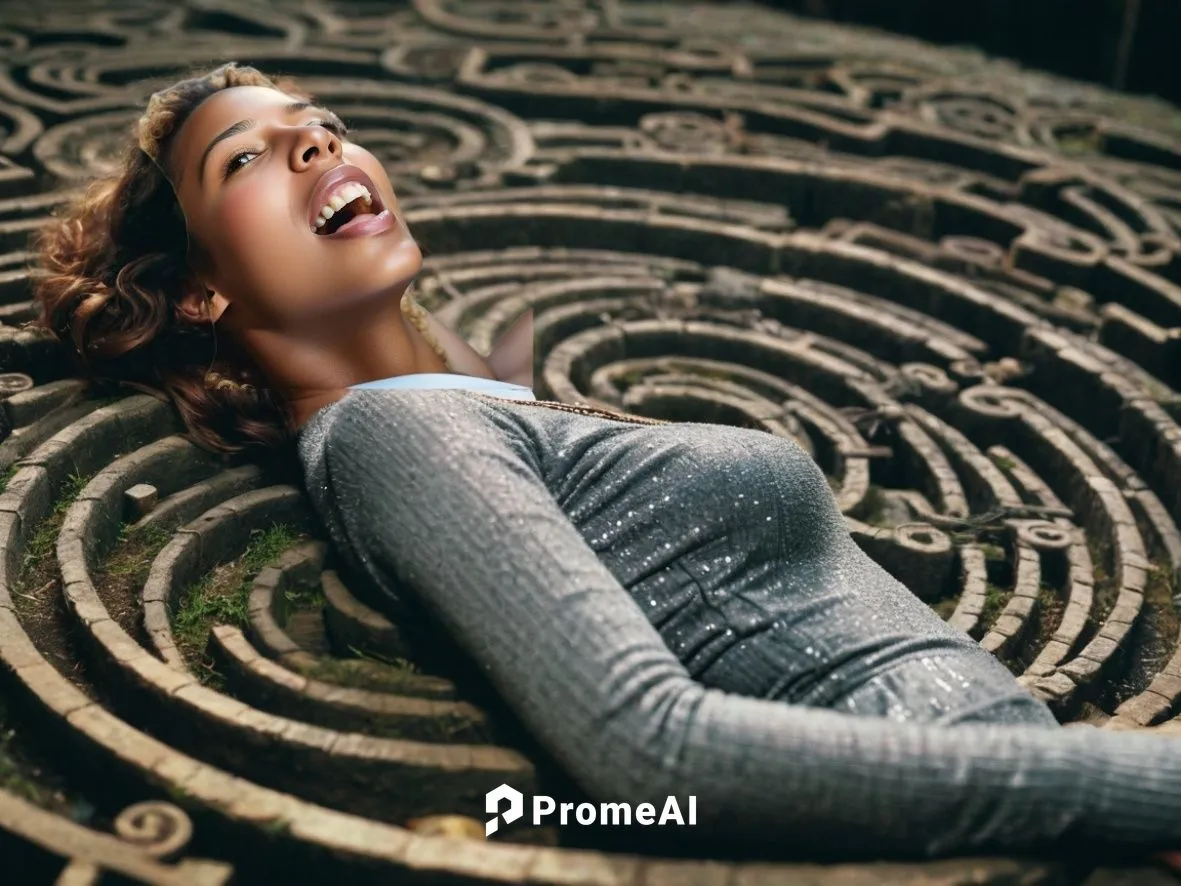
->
xmin=167 ymin=85 xmax=422 ymax=330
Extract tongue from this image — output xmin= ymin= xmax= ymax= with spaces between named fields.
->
xmin=332 ymin=208 xmax=375 ymax=234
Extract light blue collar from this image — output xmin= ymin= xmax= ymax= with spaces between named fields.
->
xmin=348 ymin=372 xmax=537 ymax=401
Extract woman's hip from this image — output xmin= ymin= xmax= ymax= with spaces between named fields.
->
xmin=824 ymin=650 xmax=1061 ymax=728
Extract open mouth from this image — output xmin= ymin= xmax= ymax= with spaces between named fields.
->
xmin=313 ymin=189 xmax=387 ymax=236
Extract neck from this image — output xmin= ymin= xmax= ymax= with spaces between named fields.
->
xmin=232 ymin=285 xmax=449 ymax=434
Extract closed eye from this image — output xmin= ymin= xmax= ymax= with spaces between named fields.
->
xmin=222 ymin=119 xmax=349 ymax=179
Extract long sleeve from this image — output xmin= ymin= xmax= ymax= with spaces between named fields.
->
xmin=317 ymin=390 xmax=1181 ymax=860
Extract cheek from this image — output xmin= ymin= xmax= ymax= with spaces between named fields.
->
xmin=216 ymin=183 xmax=294 ymax=257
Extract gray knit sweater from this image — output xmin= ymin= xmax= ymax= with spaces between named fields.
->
xmin=297 ymin=386 xmax=1181 ymax=860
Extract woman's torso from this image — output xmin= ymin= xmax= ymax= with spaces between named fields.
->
xmin=298 ymin=385 xmax=1044 ymax=722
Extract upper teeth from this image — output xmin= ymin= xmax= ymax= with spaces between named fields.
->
xmin=313 ymin=182 xmax=373 ymax=231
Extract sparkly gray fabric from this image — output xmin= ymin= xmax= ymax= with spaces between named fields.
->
xmin=297 ymin=388 xmax=1181 ymax=858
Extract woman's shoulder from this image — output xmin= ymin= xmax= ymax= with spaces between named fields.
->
xmin=306 ymin=386 xmax=489 ymax=422
xmin=296 ymin=388 xmax=670 ymax=483
xmin=297 ymin=388 xmax=506 ymax=459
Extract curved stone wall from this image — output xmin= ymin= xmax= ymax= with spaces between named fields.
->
xmin=3 ymin=1 xmax=1181 ymax=882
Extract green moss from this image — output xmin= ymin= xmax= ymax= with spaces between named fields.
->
xmin=17 ymin=467 xmax=93 ymax=590
xmin=172 ymin=523 xmax=301 ymax=666
xmin=699 ymin=367 xmax=736 ymax=383
xmin=348 ymin=644 xmax=419 ymax=672
xmin=1145 ymin=563 xmax=1180 ymax=604
xmin=100 ymin=522 xmax=173 ymax=583
xmin=1139 ymin=375 xmax=1171 ymax=401
xmin=1056 ymin=132 xmax=1101 ymax=156
xmin=0 ymin=463 xmax=17 ymax=495
xmin=979 ymin=543 xmax=1006 ymax=563
xmin=618 ymin=369 xmax=647 ymax=387
xmin=980 ymin=582 xmax=1008 ymax=626
xmin=1034 ymin=581 xmax=1066 ymax=648
xmin=992 ymin=454 xmax=1017 ymax=473
xmin=859 ymin=484 xmax=887 ymax=525
xmin=303 ymin=655 xmax=422 ymax=694
xmin=1085 ymin=537 xmax=1119 ymax=630
xmin=1143 ymin=564 xmax=1181 ymax=648
xmin=261 ymin=817 xmax=291 ymax=838
xmin=0 ymin=700 xmax=71 ymax=813
xmin=194 ymin=661 xmax=227 ymax=691
xmin=174 ymin=573 xmax=247 ymax=651
xmin=1037 ymin=582 xmax=1058 ymax=611
xmin=284 ymin=583 xmax=326 ymax=612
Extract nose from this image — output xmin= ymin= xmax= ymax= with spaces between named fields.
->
xmin=292 ymin=124 xmax=341 ymax=169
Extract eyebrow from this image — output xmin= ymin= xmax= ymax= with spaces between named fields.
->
xmin=196 ymin=100 xmax=340 ymax=185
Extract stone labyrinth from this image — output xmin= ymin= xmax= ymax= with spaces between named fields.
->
xmin=4 ymin=0 xmax=1181 ymax=883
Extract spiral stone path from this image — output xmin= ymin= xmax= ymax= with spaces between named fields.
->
xmin=4 ymin=1 xmax=1181 ymax=882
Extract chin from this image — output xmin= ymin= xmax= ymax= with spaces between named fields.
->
xmin=377 ymin=235 xmax=422 ymax=282
xmin=399 ymin=217 xmax=422 ymax=252
xmin=403 ymin=239 xmax=424 ymax=273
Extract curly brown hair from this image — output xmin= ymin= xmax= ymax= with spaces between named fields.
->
xmin=22 ymin=61 xmax=315 ymax=464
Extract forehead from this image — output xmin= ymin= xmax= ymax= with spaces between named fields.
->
xmin=171 ymin=85 xmax=301 ymax=185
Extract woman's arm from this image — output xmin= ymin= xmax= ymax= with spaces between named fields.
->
xmin=417 ymin=310 xmax=498 ymax=379
xmin=485 ymin=309 xmax=533 ymax=389
xmin=324 ymin=389 xmax=1181 ymax=860
xmin=415 ymin=305 xmax=533 ymax=388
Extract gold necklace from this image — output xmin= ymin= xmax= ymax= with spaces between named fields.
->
xmin=400 ymin=289 xmax=451 ymax=367
xmin=474 ymin=393 xmax=673 ymax=426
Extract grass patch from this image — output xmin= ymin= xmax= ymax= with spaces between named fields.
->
xmin=618 ymin=369 xmax=647 ymax=387
xmin=17 ymin=468 xmax=91 ymax=585
xmin=1104 ymin=561 xmax=1181 ymax=709
xmin=0 ymin=696 xmax=80 ymax=819
xmin=10 ymin=464 xmax=99 ymax=691
xmin=0 ymin=463 xmax=16 ymax=495
xmin=1056 ymin=131 xmax=1101 ymax=156
xmin=1145 ymin=563 xmax=1180 ymax=609
xmin=979 ymin=582 xmax=1009 ymax=628
xmin=303 ymin=653 xmax=424 ymax=694
xmin=1085 ymin=537 xmax=1119 ymax=634
xmin=1035 ymin=582 xmax=1066 ymax=647
xmin=172 ymin=523 xmax=302 ymax=688
xmin=991 ymin=454 xmax=1017 ymax=473
xmin=858 ymin=484 xmax=887 ymax=525
xmin=3 ymin=466 xmax=99 ymax=818
xmin=91 ymin=522 xmax=174 ymax=639
xmin=1015 ymin=581 xmax=1068 ymax=668
xmin=979 ymin=543 xmax=1006 ymax=563
xmin=261 ymin=816 xmax=291 ymax=838
xmin=348 ymin=644 xmax=419 ymax=672
xmin=284 ymin=582 xmax=326 ymax=612
xmin=105 ymin=521 xmax=175 ymax=578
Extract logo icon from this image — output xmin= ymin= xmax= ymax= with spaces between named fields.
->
xmin=485 ymin=783 xmax=523 ymax=836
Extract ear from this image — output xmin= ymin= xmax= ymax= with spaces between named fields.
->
xmin=176 ymin=282 xmax=232 ymax=324
xmin=208 ymin=291 xmax=231 ymax=323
